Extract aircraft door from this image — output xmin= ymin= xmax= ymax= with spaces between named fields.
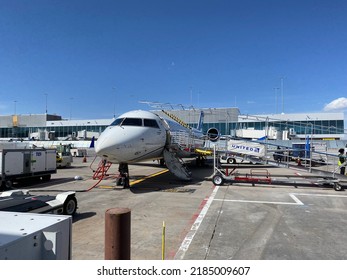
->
xmin=158 ymin=118 xmax=171 ymax=147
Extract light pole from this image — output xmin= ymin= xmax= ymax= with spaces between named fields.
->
xmin=112 ymin=87 xmax=118 ymax=118
xmin=14 ymin=100 xmax=17 ymax=115
xmin=44 ymin=93 xmax=48 ymax=115
xmin=69 ymin=97 xmax=74 ymax=120
xmin=44 ymin=93 xmax=48 ymax=114
xmin=273 ymin=87 xmax=280 ymax=114
xmin=225 ymin=111 xmax=230 ymax=136
xmin=280 ymin=77 xmax=285 ymax=113
xmin=308 ymin=123 xmax=313 ymax=172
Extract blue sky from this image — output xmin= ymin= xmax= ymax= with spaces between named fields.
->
xmin=0 ymin=0 xmax=346 ymax=119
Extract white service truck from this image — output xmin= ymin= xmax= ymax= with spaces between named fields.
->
xmin=0 ymin=148 xmax=57 ymax=190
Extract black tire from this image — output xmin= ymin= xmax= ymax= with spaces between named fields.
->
xmin=334 ymin=183 xmax=343 ymax=191
xmin=0 ymin=181 xmax=5 ymax=191
xmin=116 ymin=177 xmax=122 ymax=186
xmin=63 ymin=196 xmax=78 ymax=215
xmin=213 ymin=174 xmax=224 ymax=186
xmin=42 ymin=174 xmax=51 ymax=182
xmin=227 ymin=158 xmax=236 ymax=164
xmin=1 ymin=180 xmax=13 ymax=191
xmin=123 ymin=177 xmax=130 ymax=188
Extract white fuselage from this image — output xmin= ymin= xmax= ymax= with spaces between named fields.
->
xmin=95 ymin=110 xmax=204 ymax=163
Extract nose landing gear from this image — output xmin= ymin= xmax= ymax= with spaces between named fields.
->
xmin=117 ymin=163 xmax=130 ymax=188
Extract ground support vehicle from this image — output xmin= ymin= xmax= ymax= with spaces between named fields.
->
xmin=0 ymin=211 xmax=72 ymax=259
xmin=70 ymin=148 xmax=87 ymax=157
xmin=212 ymin=164 xmax=345 ymax=191
xmin=0 ymin=148 xmax=57 ymax=190
xmin=217 ymin=139 xmax=266 ymax=165
xmin=55 ymin=144 xmax=73 ymax=168
xmin=0 ymin=189 xmax=77 ymax=215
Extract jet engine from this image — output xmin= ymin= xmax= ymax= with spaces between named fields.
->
xmin=207 ymin=127 xmax=220 ymax=142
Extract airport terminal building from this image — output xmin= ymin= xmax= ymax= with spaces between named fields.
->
xmin=0 ymin=114 xmax=111 ymax=140
xmin=156 ymin=108 xmax=345 ymax=140
xmin=0 ymin=108 xmax=345 ymax=141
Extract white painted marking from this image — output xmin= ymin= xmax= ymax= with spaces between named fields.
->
xmin=174 ymin=185 xmax=220 ymax=260
xmin=213 ymin=192 xmax=347 ymax=207
xmin=174 ymin=190 xmax=347 ymax=259
xmin=289 ymin=193 xmax=304 ymax=205
xmin=213 ymin=197 xmax=303 ymax=206
xmin=292 ymin=193 xmax=347 ymax=198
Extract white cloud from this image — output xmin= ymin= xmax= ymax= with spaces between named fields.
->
xmin=323 ymin=97 xmax=347 ymax=111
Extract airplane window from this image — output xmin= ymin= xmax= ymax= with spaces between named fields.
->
xmin=121 ymin=118 xmax=143 ymax=126
xmin=144 ymin=119 xmax=159 ymax=128
xmin=110 ymin=118 xmax=124 ymax=126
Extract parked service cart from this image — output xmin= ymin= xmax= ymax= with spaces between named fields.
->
xmin=212 ymin=165 xmax=344 ymax=191
xmin=70 ymin=148 xmax=87 ymax=157
xmin=0 ymin=189 xmax=77 ymax=215
xmin=0 ymin=148 xmax=57 ymax=190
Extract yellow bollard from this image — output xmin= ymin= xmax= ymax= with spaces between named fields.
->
xmin=162 ymin=221 xmax=166 ymax=260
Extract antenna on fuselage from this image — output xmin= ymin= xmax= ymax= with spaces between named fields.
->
xmin=196 ymin=111 xmax=204 ymax=131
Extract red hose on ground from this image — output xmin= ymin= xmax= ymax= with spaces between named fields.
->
xmin=84 ymin=176 xmax=105 ymax=192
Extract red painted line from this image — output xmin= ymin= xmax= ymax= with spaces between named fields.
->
xmin=167 ymin=185 xmax=216 ymax=259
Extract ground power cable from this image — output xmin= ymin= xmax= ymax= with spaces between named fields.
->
xmin=77 ymin=175 xmax=105 ymax=192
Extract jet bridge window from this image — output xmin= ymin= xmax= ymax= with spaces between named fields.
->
xmin=144 ymin=119 xmax=159 ymax=128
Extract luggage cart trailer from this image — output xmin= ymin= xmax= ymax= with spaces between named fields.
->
xmin=212 ymin=165 xmax=344 ymax=191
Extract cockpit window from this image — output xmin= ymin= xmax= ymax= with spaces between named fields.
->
xmin=110 ymin=118 xmax=124 ymax=126
xmin=110 ymin=117 xmax=159 ymax=128
xmin=121 ymin=118 xmax=143 ymax=126
xmin=144 ymin=119 xmax=159 ymax=128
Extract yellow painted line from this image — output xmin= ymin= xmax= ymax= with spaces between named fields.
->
xmin=130 ymin=169 xmax=169 ymax=186
xmin=98 ymin=185 xmax=117 ymax=189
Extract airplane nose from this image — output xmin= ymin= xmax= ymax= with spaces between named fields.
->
xmin=95 ymin=127 xmax=117 ymax=157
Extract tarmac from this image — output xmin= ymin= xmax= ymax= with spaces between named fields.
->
xmin=9 ymin=154 xmax=347 ymax=260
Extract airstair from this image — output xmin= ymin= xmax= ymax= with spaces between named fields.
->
xmin=160 ymin=110 xmax=196 ymax=180
xmin=163 ymin=147 xmax=192 ymax=181
xmin=92 ymin=160 xmax=113 ymax=180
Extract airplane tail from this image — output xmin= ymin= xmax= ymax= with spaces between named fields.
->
xmin=90 ymin=136 xmax=95 ymax=148
xmin=196 ymin=111 xmax=204 ymax=131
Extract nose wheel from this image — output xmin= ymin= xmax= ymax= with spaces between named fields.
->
xmin=117 ymin=163 xmax=130 ymax=188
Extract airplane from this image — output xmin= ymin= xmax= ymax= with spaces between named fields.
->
xmin=94 ymin=109 xmax=219 ymax=186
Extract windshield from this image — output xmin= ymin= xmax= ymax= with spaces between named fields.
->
xmin=110 ymin=117 xmax=159 ymax=128
xmin=110 ymin=118 xmax=124 ymax=126
xmin=144 ymin=119 xmax=159 ymax=128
